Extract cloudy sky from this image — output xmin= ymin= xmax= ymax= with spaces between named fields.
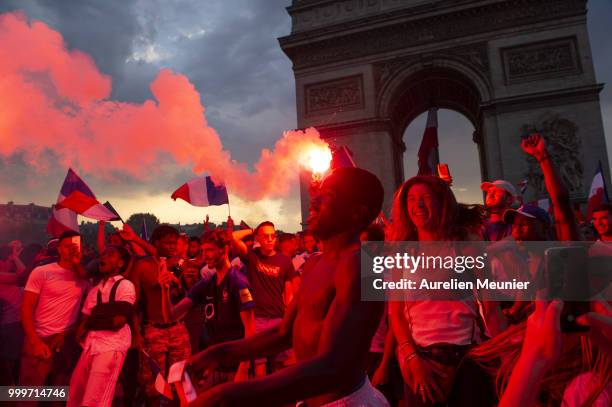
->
xmin=0 ymin=0 xmax=610 ymax=232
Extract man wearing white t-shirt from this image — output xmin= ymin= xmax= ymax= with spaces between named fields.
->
xmin=20 ymin=231 xmax=89 ymax=387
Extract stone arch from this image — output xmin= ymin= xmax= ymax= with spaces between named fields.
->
xmin=378 ymin=58 xmax=492 ymax=125
xmin=280 ymin=0 xmax=610 ymax=227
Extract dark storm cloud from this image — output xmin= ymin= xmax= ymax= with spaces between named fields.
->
xmin=0 ymin=0 xmax=297 ymax=204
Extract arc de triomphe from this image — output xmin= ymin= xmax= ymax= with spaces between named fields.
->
xmin=279 ymin=0 xmax=610 ymax=227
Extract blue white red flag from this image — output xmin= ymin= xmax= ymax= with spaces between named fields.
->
xmin=417 ymin=108 xmax=439 ymax=176
xmin=47 ymin=170 xmax=79 ymax=237
xmin=53 ymin=169 xmax=117 ymax=221
xmin=587 ymin=161 xmax=610 ymax=220
xmin=142 ymin=350 xmax=173 ymax=400
xmin=171 ymin=176 xmax=229 ymax=207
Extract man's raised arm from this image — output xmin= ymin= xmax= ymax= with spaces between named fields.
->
xmin=521 ymin=134 xmax=579 ymax=241
xmin=190 ymin=252 xmax=383 ymax=406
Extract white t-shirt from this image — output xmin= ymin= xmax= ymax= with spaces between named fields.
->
xmin=24 ymin=262 xmax=89 ymax=337
xmin=81 ymin=275 xmax=136 ymax=355
xmin=405 ymin=300 xmax=479 ymax=347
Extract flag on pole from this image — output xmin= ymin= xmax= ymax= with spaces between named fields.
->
xmin=53 ymin=169 xmax=117 ymax=221
xmin=142 ymin=350 xmax=173 ymax=400
xmin=587 ymin=161 xmax=610 ymax=220
xmin=47 ymin=170 xmax=80 ymax=237
xmin=331 ymin=145 xmax=356 ymax=169
xmin=171 ymin=176 xmax=229 ymax=207
xmin=417 ymin=108 xmax=439 ymax=176
xmin=102 ymin=201 xmax=123 ymax=222
xmin=140 ymin=218 xmax=149 ymax=241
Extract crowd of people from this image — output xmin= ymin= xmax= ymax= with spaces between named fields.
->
xmin=0 ymin=133 xmax=610 ymax=407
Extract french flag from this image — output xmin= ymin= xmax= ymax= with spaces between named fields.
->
xmin=47 ymin=170 xmax=79 ymax=237
xmin=171 ymin=176 xmax=229 ymax=207
xmin=587 ymin=162 xmax=610 ymax=220
xmin=417 ymin=108 xmax=439 ymax=176
xmin=53 ymin=169 xmax=117 ymax=221
xmin=143 ymin=350 xmax=173 ymax=400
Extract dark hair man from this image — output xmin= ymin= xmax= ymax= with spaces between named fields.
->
xmin=592 ymin=204 xmax=612 ymax=242
xmin=481 ymin=180 xmax=517 ymax=241
xmin=68 ymin=245 xmax=135 ymax=407
xmin=130 ymin=225 xmax=191 ymax=406
xmin=160 ymin=229 xmax=256 ymax=386
xmin=230 ymin=219 xmax=298 ymax=376
xmin=189 ymin=167 xmax=389 ymax=406
xmin=20 ymin=231 xmax=89 ymax=387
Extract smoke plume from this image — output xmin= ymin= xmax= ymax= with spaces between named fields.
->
xmin=0 ymin=11 xmax=325 ymax=200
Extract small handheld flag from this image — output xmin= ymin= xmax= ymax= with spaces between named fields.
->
xmin=142 ymin=350 xmax=173 ymax=400
xmin=171 ymin=176 xmax=229 ymax=207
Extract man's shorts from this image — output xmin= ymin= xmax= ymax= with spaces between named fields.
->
xmin=321 ymin=377 xmax=389 ymax=407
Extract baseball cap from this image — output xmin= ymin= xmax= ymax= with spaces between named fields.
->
xmin=481 ymin=180 xmax=518 ymax=199
xmin=503 ymin=204 xmax=551 ymax=226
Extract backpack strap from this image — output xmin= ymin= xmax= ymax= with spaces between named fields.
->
xmin=96 ymin=277 xmax=126 ymax=304
xmin=108 ymin=277 xmax=125 ymax=303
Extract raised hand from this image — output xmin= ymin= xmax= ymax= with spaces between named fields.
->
xmin=520 ymin=133 xmax=548 ymax=161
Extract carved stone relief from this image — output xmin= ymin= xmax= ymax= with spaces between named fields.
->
xmin=502 ymin=37 xmax=581 ymax=84
xmin=305 ymin=74 xmax=365 ymax=116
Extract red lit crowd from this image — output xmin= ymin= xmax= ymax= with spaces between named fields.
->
xmin=0 ymin=133 xmax=611 ymax=407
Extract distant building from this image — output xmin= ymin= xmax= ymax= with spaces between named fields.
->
xmin=0 ymin=201 xmax=52 ymax=244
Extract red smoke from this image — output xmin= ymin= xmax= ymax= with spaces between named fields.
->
xmin=0 ymin=12 xmax=326 ymax=200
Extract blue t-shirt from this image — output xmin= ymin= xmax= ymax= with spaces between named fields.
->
xmin=188 ymin=265 xmax=255 ymax=345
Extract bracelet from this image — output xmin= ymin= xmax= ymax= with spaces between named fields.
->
xmin=397 ymin=341 xmax=418 ymax=365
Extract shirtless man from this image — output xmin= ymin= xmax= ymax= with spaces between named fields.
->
xmin=189 ymin=167 xmax=388 ymax=406
xmin=131 ymin=225 xmax=192 ymax=406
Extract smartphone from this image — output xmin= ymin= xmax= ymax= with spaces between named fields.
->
xmin=70 ymin=236 xmax=81 ymax=251
xmin=544 ymin=246 xmax=590 ymax=332
xmin=437 ymin=163 xmax=451 ymax=183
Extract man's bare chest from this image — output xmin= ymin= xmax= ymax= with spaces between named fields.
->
xmin=297 ymin=260 xmax=336 ymax=320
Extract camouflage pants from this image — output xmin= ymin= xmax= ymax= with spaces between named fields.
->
xmin=140 ymin=322 xmax=191 ymax=398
